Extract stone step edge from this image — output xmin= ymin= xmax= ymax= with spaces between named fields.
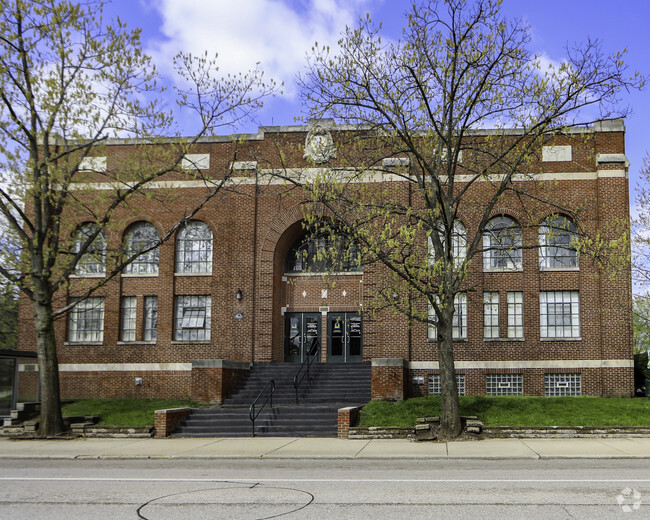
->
xmin=348 ymin=425 xmax=650 ymax=440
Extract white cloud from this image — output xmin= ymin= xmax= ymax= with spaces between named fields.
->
xmin=536 ymin=52 xmax=564 ymax=73
xmin=148 ymin=0 xmax=374 ymax=97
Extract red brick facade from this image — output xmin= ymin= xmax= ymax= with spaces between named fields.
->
xmin=16 ymin=120 xmax=634 ymax=400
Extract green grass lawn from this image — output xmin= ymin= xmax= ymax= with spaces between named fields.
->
xmin=61 ymin=398 xmax=205 ymax=427
xmin=358 ymin=396 xmax=650 ymax=428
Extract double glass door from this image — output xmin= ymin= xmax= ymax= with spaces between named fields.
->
xmin=327 ymin=312 xmax=363 ymax=363
xmin=284 ymin=313 xmax=321 ymax=363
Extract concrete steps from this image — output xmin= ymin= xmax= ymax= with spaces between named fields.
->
xmin=174 ymin=362 xmax=371 ymax=437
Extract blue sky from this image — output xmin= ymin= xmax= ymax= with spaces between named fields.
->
xmin=103 ymin=0 xmax=649 ymax=199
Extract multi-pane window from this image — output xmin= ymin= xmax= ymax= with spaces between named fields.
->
xmin=507 ymin=291 xmax=524 ymax=339
xmin=539 ymin=215 xmax=578 ymax=269
xmin=486 ymin=374 xmax=523 ymax=396
xmin=540 ymin=291 xmax=580 ymax=338
xmin=429 ymin=221 xmax=467 ymax=267
xmin=453 ymin=293 xmax=467 ymax=340
xmin=124 ymin=222 xmax=160 ymax=274
xmin=545 ymin=373 xmax=582 ymax=396
xmin=428 ymin=293 xmax=467 ymax=340
xmin=176 ymin=221 xmax=213 ymax=274
xmin=68 ymin=297 xmax=104 ymax=343
xmin=483 ymin=216 xmax=522 ymax=270
xmin=174 ymin=295 xmax=211 ymax=342
xmin=143 ymin=296 xmax=158 ymax=341
xmin=429 ymin=374 xmax=466 ymax=395
xmin=120 ymin=296 xmax=137 ymax=342
xmin=428 ymin=300 xmax=437 ymax=340
xmin=73 ymin=223 xmax=106 ymax=275
xmin=285 ymin=231 xmax=362 ymax=273
xmin=483 ymin=292 xmax=500 ymax=338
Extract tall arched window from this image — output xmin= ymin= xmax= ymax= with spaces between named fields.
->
xmin=176 ymin=221 xmax=212 ymax=274
xmin=483 ymin=216 xmax=522 ymax=270
xmin=429 ymin=220 xmax=467 ymax=267
xmin=124 ymin=222 xmax=160 ymax=274
xmin=73 ymin=223 xmax=106 ymax=275
xmin=539 ymin=215 xmax=578 ymax=269
xmin=285 ymin=231 xmax=361 ymax=274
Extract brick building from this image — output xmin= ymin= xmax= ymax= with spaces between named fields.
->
xmin=17 ymin=119 xmax=635 ymax=401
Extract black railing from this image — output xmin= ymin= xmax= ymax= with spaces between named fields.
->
xmin=249 ymin=379 xmax=275 ymax=437
xmin=293 ymin=338 xmax=319 ymax=404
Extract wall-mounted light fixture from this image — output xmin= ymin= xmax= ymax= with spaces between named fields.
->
xmin=236 ymin=289 xmax=243 ymax=301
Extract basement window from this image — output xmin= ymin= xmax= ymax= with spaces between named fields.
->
xmin=428 ymin=374 xmax=466 ymax=396
xmin=545 ymin=373 xmax=581 ymax=396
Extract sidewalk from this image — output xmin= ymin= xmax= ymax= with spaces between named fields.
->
xmin=1 ymin=436 xmax=650 ymax=459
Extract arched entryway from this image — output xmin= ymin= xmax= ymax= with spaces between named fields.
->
xmin=266 ymin=216 xmax=364 ymax=364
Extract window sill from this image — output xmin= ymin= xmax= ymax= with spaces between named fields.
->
xmin=117 ymin=341 xmax=157 ymax=345
xmin=170 ymin=340 xmax=211 ymax=345
xmin=483 ymin=338 xmax=526 ymax=342
xmin=539 ymin=267 xmax=580 ymax=272
xmin=64 ymin=341 xmax=103 ymax=346
xmin=540 ymin=337 xmax=582 ymax=341
xmin=121 ymin=273 xmax=159 ymax=278
xmin=427 ymin=338 xmax=468 ymax=343
xmin=283 ymin=271 xmax=363 ymax=277
xmin=69 ymin=274 xmax=106 ymax=279
xmin=174 ymin=272 xmax=212 ymax=277
xmin=483 ymin=268 xmax=523 ymax=273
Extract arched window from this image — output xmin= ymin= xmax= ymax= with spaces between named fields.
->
xmin=539 ymin=215 xmax=578 ymax=269
xmin=73 ymin=223 xmax=106 ymax=275
xmin=483 ymin=216 xmax=522 ymax=270
xmin=176 ymin=221 xmax=212 ymax=274
xmin=285 ymin=231 xmax=361 ymax=274
xmin=124 ymin=222 xmax=160 ymax=274
xmin=429 ymin=220 xmax=467 ymax=267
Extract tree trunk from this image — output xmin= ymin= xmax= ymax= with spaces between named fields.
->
xmin=32 ymin=295 xmax=65 ymax=436
xmin=437 ymin=307 xmax=462 ymax=439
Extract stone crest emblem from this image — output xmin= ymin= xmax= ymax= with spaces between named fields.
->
xmin=303 ymin=125 xmax=336 ymax=164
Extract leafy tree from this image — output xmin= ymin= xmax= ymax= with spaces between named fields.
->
xmin=633 ymin=295 xmax=650 ymax=355
xmin=296 ymin=0 xmax=642 ymax=438
xmin=0 ymin=0 xmax=277 ymax=435
xmin=0 ymin=286 xmax=18 ymax=350
xmin=633 ymin=154 xmax=650 ymax=286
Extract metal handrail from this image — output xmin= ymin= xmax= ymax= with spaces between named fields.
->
xmin=249 ymin=379 xmax=275 ymax=437
xmin=293 ymin=338 xmax=319 ymax=404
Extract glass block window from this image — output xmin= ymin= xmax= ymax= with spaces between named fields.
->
xmin=486 ymin=374 xmax=523 ymax=396
xmin=73 ymin=223 xmax=106 ymax=275
xmin=507 ymin=291 xmax=524 ymax=339
xmin=120 ymin=296 xmax=137 ymax=342
xmin=174 ymin=295 xmax=211 ymax=342
xmin=483 ymin=216 xmax=522 ymax=270
xmin=545 ymin=373 xmax=582 ymax=396
xmin=143 ymin=296 xmax=158 ymax=342
xmin=540 ymin=291 xmax=580 ymax=338
xmin=429 ymin=374 xmax=466 ymax=395
xmin=68 ymin=297 xmax=104 ymax=343
xmin=539 ymin=215 xmax=578 ymax=269
xmin=428 ymin=221 xmax=467 ymax=267
xmin=176 ymin=221 xmax=213 ymax=274
xmin=483 ymin=292 xmax=500 ymax=338
xmin=124 ymin=222 xmax=160 ymax=274
xmin=428 ymin=293 xmax=467 ymax=340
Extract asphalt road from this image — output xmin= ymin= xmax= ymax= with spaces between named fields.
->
xmin=1 ymin=458 xmax=649 ymax=519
